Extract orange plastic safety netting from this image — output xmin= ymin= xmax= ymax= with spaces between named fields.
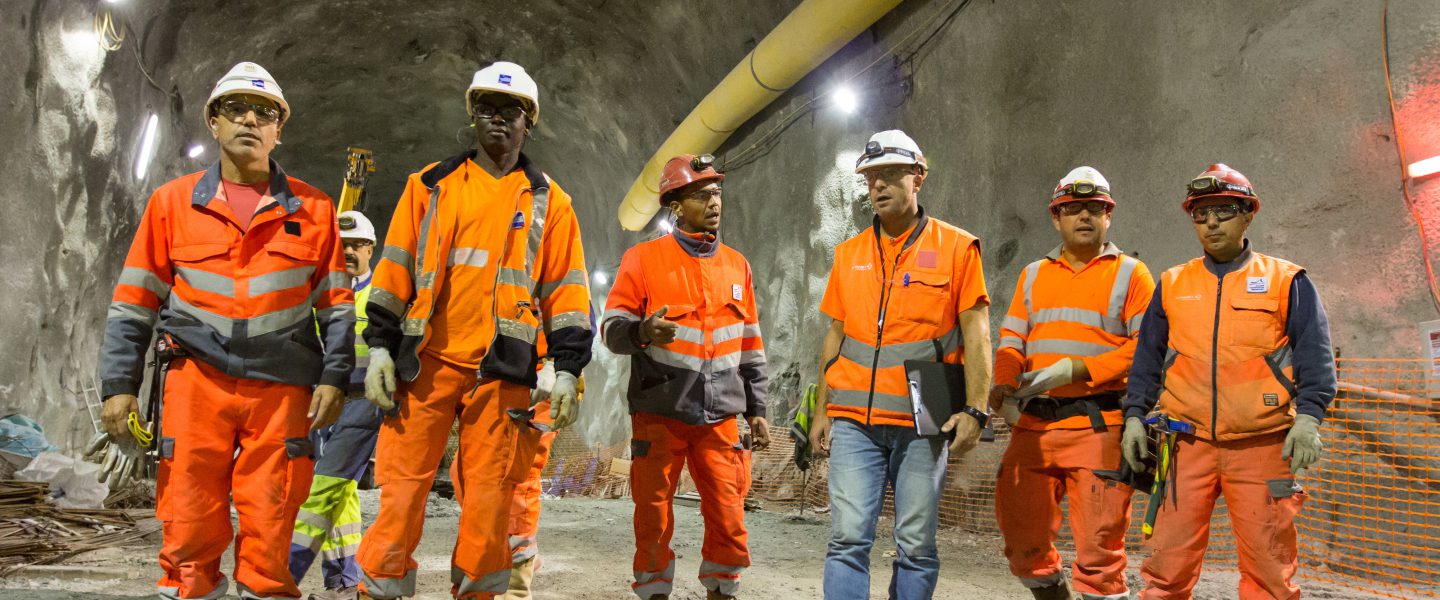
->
xmin=540 ymin=358 xmax=1439 ymax=598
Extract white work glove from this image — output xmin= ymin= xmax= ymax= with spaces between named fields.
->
xmin=999 ymin=397 xmax=1022 ymax=427
xmin=1282 ymin=414 xmax=1323 ymax=474
xmin=1121 ymin=416 xmax=1150 ymax=472
xmin=84 ymin=431 xmax=146 ymax=488
xmin=1014 ymin=358 xmax=1077 ymax=399
xmin=365 ymin=347 xmax=397 ymax=411
xmin=550 ymin=371 xmax=579 ymax=430
xmin=532 ymin=360 xmax=557 ymax=407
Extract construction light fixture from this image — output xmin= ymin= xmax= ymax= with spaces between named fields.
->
xmin=186 ymin=144 xmax=204 ymax=159
xmin=593 ymin=270 xmax=609 ymax=286
xmin=134 ymin=114 xmax=159 ymax=180
xmin=1409 ymin=156 xmax=1440 ymax=180
xmin=832 ymin=85 xmax=859 ymax=114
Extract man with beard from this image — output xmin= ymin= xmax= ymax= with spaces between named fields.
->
xmin=356 ymin=61 xmax=593 ymax=599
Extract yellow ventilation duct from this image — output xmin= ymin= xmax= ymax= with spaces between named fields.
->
xmin=617 ymin=0 xmax=904 ymax=231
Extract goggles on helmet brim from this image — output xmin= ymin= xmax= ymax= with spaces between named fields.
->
xmin=1052 ymin=180 xmax=1111 ymax=200
xmin=1186 ymin=176 xmax=1253 ymax=198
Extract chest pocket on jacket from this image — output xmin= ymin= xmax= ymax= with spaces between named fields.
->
xmin=896 ymin=270 xmax=951 ymax=328
xmin=1227 ymin=293 xmax=1284 ymax=350
xmin=265 ymin=240 xmax=320 ymax=264
xmin=172 ymin=243 xmax=229 ymax=264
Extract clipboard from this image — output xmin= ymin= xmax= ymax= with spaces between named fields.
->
xmin=904 ymin=360 xmax=967 ymax=437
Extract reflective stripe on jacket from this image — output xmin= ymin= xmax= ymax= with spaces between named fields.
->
xmin=1157 ymin=251 xmax=1302 ymax=440
xmin=819 ymin=208 xmax=987 ymax=428
xmin=363 ymin=151 xmax=593 ymax=383
xmin=601 ymin=230 xmax=768 ymax=424
xmin=994 ymin=243 xmax=1155 ymax=429
xmin=100 ymin=160 xmax=354 ymax=397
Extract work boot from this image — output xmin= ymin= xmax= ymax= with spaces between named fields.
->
xmin=503 ymin=556 xmax=538 ymax=599
xmin=706 ymin=590 xmax=736 ymax=600
xmin=1029 ymin=582 xmax=1073 ymax=600
xmin=308 ymin=587 xmax=359 ymax=600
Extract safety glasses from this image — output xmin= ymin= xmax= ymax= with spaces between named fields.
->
xmin=216 ymin=99 xmax=281 ymax=125
xmin=684 ymin=188 xmax=722 ymax=202
xmin=1189 ymin=203 xmax=1246 ymax=224
xmin=1054 ymin=200 xmax=1111 ymax=217
xmin=473 ymin=103 xmax=527 ymax=121
xmin=1186 ymin=176 xmax=1253 ymax=198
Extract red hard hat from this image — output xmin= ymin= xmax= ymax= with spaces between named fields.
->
xmin=658 ymin=154 xmax=724 ymax=206
xmin=1183 ymin=163 xmax=1259 ymax=213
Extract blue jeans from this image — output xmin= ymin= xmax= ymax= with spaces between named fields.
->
xmin=824 ymin=418 xmax=948 ymax=600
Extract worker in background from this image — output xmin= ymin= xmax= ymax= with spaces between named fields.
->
xmin=991 ymin=167 xmax=1155 ymax=600
xmin=1123 ymin=164 xmax=1335 ymax=599
xmin=808 ymin=130 xmax=992 ymax=600
xmin=355 ymin=61 xmax=592 ymax=600
xmin=601 ymin=154 xmax=771 ymax=600
xmin=98 ymin=61 xmax=353 ymax=600
xmin=289 ymin=210 xmax=385 ymax=600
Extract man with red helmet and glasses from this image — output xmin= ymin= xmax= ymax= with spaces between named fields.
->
xmin=1122 ymin=164 xmax=1335 ymax=599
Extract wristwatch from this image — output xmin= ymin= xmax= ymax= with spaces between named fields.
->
xmin=959 ymin=405 xmax=989 ymax=427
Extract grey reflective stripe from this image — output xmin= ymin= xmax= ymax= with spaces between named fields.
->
xmin=633 ymin=559 xmax=676 ymax=597
xmin=508 ymin=535 xmax=535 ymax=551
xmin=1265 ymin=345 xmax=1299 ymax=397
xmin=290 ymin=529 xmax=323 ymax=552
xmin=1108 ymin=256 xmax=1139 ymax=332
xmin=512 ymin=543 xmax=538 ymax=563
xmin=175 ymin=265 xmax=234 ymax=297
xmin=839 ymin=328 xmax=961 ymax=371
xmin=415 ymin=185 xmax=441 ymax=284
xmin=698 ymin=560 xmax=744 ymax=596
xmin=997 ymin=335 xmax=1025 ymax=351
xmin=1021 ymin=260 xmax=1043 ymax=315
xmin=331 ymin=522 xmax=363 ymax=538
xmin=698 ymin=560 xmax=744 ymax=575
xmin=361 ymin=569 xmax=417 ymax=599
xmin=1001 ymin=314 xmax=1029 ymax=335
xmin=1026 ymin=338 xmax=1116 ymax=357
xmin=168 ymin=294 xmax=234 ymax=337
xmin=743 ymin=323 xmax=762 ymax=339
xmin=538 ymin=269 xmax=587 ymax=301
xmin=496 ymin=318 xmax=538 ymax=344
xmin=829 ymin=388 xmax=911 ymax=414
xmin=381 ymin=244 xmax=415 ymax=272
xmin=712 ymin=351 xmax=741 ymax=372
xmin=523 ymin=187 xmax=551 ymax=290
xmin=712 ymin=323 xmax=745 ymax=344
xmin=1127 ymin=313 xmax=1144 ymax=336
xmin=646 ymin=346 xmax=705 ymax=371
xmin=740 ymin=348 xmax=767 ymax=364
xmin=295 ymin=510 xmax=331 ymax=530
xmin=316 ymin=271 xmax=351 ymax=293
xmin=448 ymin=247 xmax=490 ymax=268
xmin=1079 ymin=593 xmax=1131 ymax=600
xmin=118 ymin=267 xmax=171 ymax=299
xmin=1021 ymin=573 xmax=1064 ymax=589
xmin=164 ymin=576 xmax=228 ymax=600
xmin=451 ymin=566 xmax=510 ymax=596
xmin=672 ymin=324 xmax=705 ymax=344
xmin=316 ymin=304 xmax=355 ymax=323
xmin=250 ymin=266 xmax=315 ymax=295
xmin=498 ymin=268 xmax=530 ymax=287
xmin=1031 ymin=307 xmax=1125 ymax=336
xmin=108 ymin=301 xmax=157 ymax=325
xmin=368 ymin=287 xmax=406 ymax=316
xmin=249 ymin=299 xmax=316 ymax=338
xmin=545 ymin=310 xmax=592 ymax=333
xmin=602 ymin=308 xmax=641 ymax=322
xmin=402 ymin=317 xmax=425 ymax=336
xmin=320 ymin=540 xmax=360 ymax=560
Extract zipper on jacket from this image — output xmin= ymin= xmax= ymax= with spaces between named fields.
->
xmin=1210 ymin=275 xmax=1223 ymax=441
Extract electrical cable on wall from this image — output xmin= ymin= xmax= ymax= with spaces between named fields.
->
xmin=1381 ymin=0 xmax=1440 ymax=315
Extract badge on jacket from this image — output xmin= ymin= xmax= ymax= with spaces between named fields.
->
xmin=511 ymin=211 xmax=525 ymax=229
xmin=1247 ymin=276 xmax=1268 ymax=293
xmin=732 ymin=284 xmax=743 ymax=301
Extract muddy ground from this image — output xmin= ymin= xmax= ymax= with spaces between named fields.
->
xmin=0 ymin=493 xmax=1399 ymax=599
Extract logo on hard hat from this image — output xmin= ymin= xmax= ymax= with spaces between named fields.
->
xmin=499 ymin=74 xmax=513 ymax=86
xmin=250 ymin=79 xmax=266 ymax=89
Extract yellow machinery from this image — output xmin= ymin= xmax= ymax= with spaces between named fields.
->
xmin=337 ymin=147 xmax=376 ymax=213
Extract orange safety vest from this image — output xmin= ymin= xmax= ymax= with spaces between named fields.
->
xmin=1158 ymin=251 xmax=1302 ymax=441
xmin=822 ymin=210 xmax=984 ymax=428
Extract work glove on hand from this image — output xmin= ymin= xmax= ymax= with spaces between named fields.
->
xmin=999 ymin=397 xmax=1023 ymax=427
xmin=1122 ymin=416 xmax=1151 ymax=473
xmin=365 ymin=347 xmax=397 ymax=411
xmin=550 ymin=371 xmax=580 ymax=430
xmin=532 ymin=360 xmax=557 ymax=407
xmin=1014 ymin=358 xmax=1077 ymax=399
xmin=1282 ymin=414 xmax=1323 ymax=474
xmin=85 ymin=430 xmax=147 ymax=488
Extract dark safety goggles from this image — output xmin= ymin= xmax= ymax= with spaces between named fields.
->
xmin=856 ymin=141 xmax=922 ymax=168
xmin=691 ymin=154 xmax=717 ymax=172
xmin=1055 ymin=200 xmax=1111 ymax=217
xmin=216 ymin=99 xmax=282 ymax=125
xmin=1052 ymin=180 xmax=1110 ymax=199
xmin=1189 ymin=203 xmax=1247 ymax=224
xmin=1186 ymin=176 xmax=1253 ymax=198
xmin=473 ymin=104 xmax=527 ymax=121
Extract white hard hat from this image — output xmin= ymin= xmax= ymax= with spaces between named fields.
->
xmin=1050 ymin=166 xmax=1114 ymax=210
xmin=205 ymin=62 xmax=289 ymax=124
xmin=854 ymin=130 xmax=927 ymax=174
xmin=466 ymin=61 xmax=540 ymax=127
xmin=338 ymin=211 xmax=376 ymax=243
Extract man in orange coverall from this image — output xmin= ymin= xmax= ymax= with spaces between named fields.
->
xmin=601 ymin=154 xmax=771 ymax=600
xmin=99 ymin=61 xmax=353 ymax=600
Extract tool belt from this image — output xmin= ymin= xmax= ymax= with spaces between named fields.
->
xmin=1022 ymin=392 xmax=1122 ymax=431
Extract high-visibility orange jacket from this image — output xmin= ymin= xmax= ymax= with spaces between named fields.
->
xmin=100 ymin=160 xmax=354 ymax=396
xmin=1150 ymin=252 xmax=1305 ymax=440
xmin=819 ymin=208 xmax=988 ymax=428
xmin=364 ymin=152 xmax=593 ymax=383
xmin=994 ymin=243 xmax=1154 ymax=430
xmin=601 ymin=229 xmax=768 ymax=423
